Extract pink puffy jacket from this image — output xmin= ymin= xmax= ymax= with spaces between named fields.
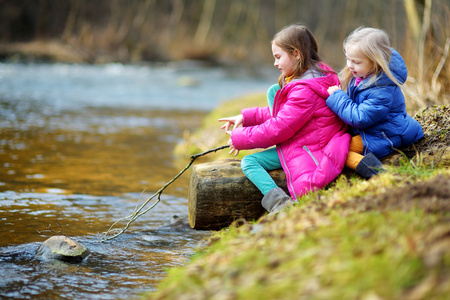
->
xmin=231 ymin=64 xmax=351 ymax=199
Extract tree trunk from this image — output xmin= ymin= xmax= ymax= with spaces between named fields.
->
xmin=194 ymin=0 xmax=216 ymax=45
xmin=404 ymin=0 xmax=422 ymax=45
xmin=188 ymin=159 xmax=288 ymax=230
xmin=62 ymin=0 xmax=79 ymax=42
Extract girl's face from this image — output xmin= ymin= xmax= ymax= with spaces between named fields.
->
xmin=345 ymin=45 xmax=373 ymax=78
xmin=272 ymin=43 xmax=298 ymax=78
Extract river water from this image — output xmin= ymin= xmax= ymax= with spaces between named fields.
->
xmin=0 ymin=62 xmax=276 ymax=299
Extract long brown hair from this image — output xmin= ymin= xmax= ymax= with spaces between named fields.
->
xmin=272 ymin=24 xmax=327 ymax=87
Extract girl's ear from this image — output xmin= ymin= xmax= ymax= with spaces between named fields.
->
xmin=293 ymin=49 xmax=302 ymax=61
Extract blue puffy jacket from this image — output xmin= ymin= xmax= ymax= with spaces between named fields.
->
xmin=326 ymin=49 xmax=423 ymax=158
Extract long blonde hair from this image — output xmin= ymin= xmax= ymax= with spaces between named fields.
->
xmin=339 ymin=27 xmax=403 ymax=90
xmin=272 ymin=24 xmax=330 ymax=87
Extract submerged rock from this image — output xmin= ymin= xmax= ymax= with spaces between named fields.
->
xmin=36 ymin=235 xmax=89 ymax=262
xmin=170 ymin=215 xmax=192 ymax=230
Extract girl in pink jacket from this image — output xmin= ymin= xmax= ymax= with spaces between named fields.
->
xmin=219 ymin=25 xmax=350 ymax=214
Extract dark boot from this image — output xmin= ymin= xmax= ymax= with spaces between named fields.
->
xmin=355 ymin=152 xmax=384 ymax=179
xmin=261 ymin=187 xmax=293 ymax=214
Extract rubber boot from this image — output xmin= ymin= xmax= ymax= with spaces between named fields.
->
xmin=261 ymin=187 xmax=293 ymax=214
xmin=355 ymin=152 xmax=384 ymax=179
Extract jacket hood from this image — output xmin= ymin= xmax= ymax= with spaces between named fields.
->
xmin=374 ymin=48 xmax=407 ymax=86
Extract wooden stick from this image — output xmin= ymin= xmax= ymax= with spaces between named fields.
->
xmin=99 ymin=145 xmax=230 ymax=242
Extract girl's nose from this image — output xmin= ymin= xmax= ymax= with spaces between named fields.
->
xmin=347 ymin=60 xmax=353 ymax=69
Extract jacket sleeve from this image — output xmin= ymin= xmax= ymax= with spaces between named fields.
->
xmin=241 ymin=106 xmax=272 ymax=127
xmin=326 ymin=88 xmax=393 ymax=129
xmin=232 ymin=86 xmax=315 ymax=150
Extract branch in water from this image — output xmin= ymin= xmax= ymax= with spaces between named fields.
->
xmin=36 ymin=219 xmax=67 ymax=236
xmin=99 ymin=145 xmax=230 ymax=242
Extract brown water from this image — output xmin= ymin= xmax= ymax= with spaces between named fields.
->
xmin=0 ymin=106 xmax=203 ymax=199
xmin=0 ymin=102 xmax=211 ymax=299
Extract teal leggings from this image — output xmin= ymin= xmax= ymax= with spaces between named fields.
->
xmin=241 ymin=147 xmax=281 ymax=195
xmin=240 ymin=83 xmax=283 ymax=195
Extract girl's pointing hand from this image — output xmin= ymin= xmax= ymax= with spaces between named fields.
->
xmin=218 ymin=114 xmax=243 ymax=132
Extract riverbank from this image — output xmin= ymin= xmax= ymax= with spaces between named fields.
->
xmin=147 ymin=99 xmax=449 ymax=299
xmin=0 ymin=41 xmax=89 ymax=63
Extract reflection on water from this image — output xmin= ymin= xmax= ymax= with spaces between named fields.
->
xmin=0 ymin=105 xmax=204 ymax=197
xmin=0 ymin=102 xmax=211 ymax=299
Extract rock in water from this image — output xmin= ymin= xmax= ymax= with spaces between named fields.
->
xmin=36 ymin=235 xmax=89 ymax=262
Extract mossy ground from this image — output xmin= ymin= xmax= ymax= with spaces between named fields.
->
xmin=149 ymin=98 xmax=449 ymax=300
xmin=146 ymin=165 xmax=449 ymax=300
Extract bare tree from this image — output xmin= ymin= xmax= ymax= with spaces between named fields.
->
xmin=194 ymin=0 xmax=216 ymax=45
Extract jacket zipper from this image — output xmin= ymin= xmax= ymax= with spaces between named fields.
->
xmin=381 ymin=131 xmax=394 ymax=149
xmin=303 ymin=146 xmax=319 ymax=166
xmin=277 ymin=145 xmax=296 ymax=197
xmin=273 ymin=89 xmax=297 ymax=195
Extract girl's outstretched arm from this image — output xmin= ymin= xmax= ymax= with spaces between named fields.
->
xmin=231 ymin=87 xmax=316 ymax=150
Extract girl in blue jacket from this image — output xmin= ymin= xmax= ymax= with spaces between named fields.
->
xmin=327 ymin=27 xmax=423 ymax=178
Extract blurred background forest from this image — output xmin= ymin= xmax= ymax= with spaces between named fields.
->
xmin=0 ymin=0 xmax=448 ymax=107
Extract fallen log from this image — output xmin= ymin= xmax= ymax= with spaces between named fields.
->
xmin=188 ymin=159 xmax=287 ymax=230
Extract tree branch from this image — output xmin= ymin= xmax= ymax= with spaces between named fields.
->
xmin=99 ymin=145 xmax=230 ymax=242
